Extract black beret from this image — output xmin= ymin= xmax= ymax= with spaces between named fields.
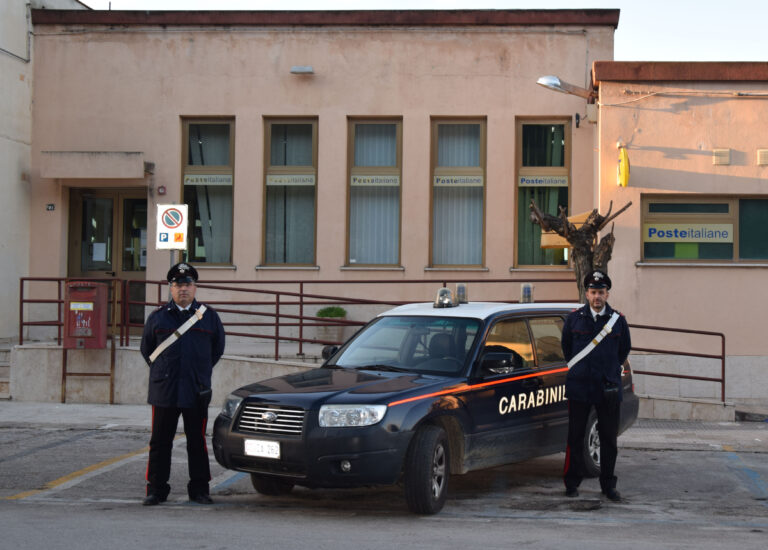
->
xmin=167 ymin=262 xmax=198 ymax=283
xmin=583 ymin=270 xmax=611 ymax=290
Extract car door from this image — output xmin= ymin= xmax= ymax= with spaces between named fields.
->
xmin=526 ymin=315 xmax=569 ymax=454
xmin=461 ymin=316 xmax=543 ymax=470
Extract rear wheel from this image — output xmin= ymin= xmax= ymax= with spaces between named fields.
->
xmin=250 ymin=474 xmax=295 ymax=495
xmin=403 ymin=425 xmax=450 ymax=515
xmin=582 ymin=411 xmax=601 ymax=478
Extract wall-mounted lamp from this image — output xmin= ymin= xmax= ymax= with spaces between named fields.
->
xmin=290 ymin=65 xmax=315 ymax=75
xmin=617 ymin=146 xmax=630 ymax=187
xmin=536 ymin=75 xmax=595 ymax=100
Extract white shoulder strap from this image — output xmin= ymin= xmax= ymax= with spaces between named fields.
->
xmin=566 ymin=311 xmax=620 ymax=369
xmin=149 ymin=305 xmax=207 ymax=363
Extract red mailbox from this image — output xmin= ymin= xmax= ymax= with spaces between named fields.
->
xmin=64 ymin=282 xmax=108 ymax=349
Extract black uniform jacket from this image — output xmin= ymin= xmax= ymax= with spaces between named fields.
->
xmin=140 ymin=299 xmax=225 ymax=408
xmin=561 ymin=303 xmax=631 ymax=404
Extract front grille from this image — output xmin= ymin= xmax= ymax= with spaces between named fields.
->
xmin=236 ymin=403 xmax=305 ymax=436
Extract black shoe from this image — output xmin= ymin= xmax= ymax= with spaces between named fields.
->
xmin=565 ymin=487 xmax=579 ymax=498
xmin=603 ymin=488 xmax=621 ymax=502
xmin=142 ymin=493 xmax=166 ymax=506
xmin=190 ymin=494 xmax=213 ymax=505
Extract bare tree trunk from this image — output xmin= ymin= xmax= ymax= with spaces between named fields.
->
xmin=529 ymin=200 xmax=631 ymax=303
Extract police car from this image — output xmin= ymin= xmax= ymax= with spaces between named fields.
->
xmin=212 ymin=289 xmax=639 ymax=514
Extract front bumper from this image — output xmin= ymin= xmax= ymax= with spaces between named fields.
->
xmin=212 ymin=413 xmax=413 ymax=488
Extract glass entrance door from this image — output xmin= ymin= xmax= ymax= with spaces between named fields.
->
xmin=69 ymin=189 xmax=148 ymax=327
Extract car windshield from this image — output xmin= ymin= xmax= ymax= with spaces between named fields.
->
xmin=329 ymin=316 xmax=482 ymax=375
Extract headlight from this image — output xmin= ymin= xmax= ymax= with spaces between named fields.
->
xmin=220 ymin=394 xmax=243 ymax=418
xmin=318 ymin=404 xmax=387 ymax=427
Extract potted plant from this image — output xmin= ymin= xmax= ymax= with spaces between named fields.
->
xmin=316 ymin=306 xmax=347 ymax=343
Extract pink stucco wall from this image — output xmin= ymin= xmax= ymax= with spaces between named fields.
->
xmin=595 ymin=62 xmax=768 ymax=358
xmin=29 ymin=11 xmax=614 ymax=304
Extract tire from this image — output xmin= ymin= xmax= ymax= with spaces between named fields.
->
xmin=250 ymin=474 xmax=295 ymax=496
xmin=403 ymin=425 xmax=450 ymax=515
xmin=582 ymin=410 xmax=601 ymax=478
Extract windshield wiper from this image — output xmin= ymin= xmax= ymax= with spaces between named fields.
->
xmin=353 ymin=364 xmax=409 ymax=373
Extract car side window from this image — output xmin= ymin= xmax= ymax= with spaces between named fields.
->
xmin=529 ymin=316 xmax=565 ymax=367
xmin=484 ymin=318 xmax=534 ymax=369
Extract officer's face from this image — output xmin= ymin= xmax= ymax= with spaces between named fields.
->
xmin=170 ymin=281 xmax=197 ymax=308
xmin=586 ymin=287 xmax=608 ymax=311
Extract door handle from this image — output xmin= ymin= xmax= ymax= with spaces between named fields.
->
xmin=105 ymin=271 xmax=116 ymax=277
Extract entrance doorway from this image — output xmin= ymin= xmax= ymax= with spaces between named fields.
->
xmin=68 ymin=188 xmax=148 ymax=328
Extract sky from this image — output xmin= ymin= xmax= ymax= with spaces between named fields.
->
xmin=79 ymin=1 xmax=768 ymax=63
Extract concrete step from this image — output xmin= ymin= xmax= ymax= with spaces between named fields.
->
xmin=638 ymin=394 xmax=736 ymax=422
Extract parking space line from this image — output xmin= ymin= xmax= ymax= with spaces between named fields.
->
xmin=212 ymin=471 xmax=246 ymax=491
xmin=723 ymin=450 xmax=768 ymax=507
xmin=3 ymin=435 xmax=185 ymax=501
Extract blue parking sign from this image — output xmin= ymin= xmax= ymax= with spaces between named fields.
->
xmin=159 ymin=233 xmax=169 ymax=242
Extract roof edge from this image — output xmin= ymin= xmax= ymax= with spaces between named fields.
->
xmin=593 ymin=61 xmax=768 ymax=83
xmin=31 ymin=9 xmax=620 ymax=28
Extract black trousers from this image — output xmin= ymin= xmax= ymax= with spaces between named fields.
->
xmin=563 ymin=398 xmax=620 ymax=492
xmin=145 ymin=405 xmax=210 ymax=498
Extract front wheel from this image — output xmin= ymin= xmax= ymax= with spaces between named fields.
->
xmin=403 ymin=425 xmax=450 ymax=515
xmin=582 ymin=411 xmax=601 ymax=478
xmin=250 ymin=474 xmax=295 ymax=496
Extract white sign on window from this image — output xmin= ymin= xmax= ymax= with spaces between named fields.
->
xmin=518 ymin=175 xmax=569 ymax=187
xmin=183 ymin=174 xmax=233 ymax=186
xmin=266 ymin=174 xmax=316 ymax=186
xmin=643 ymin=223 xmax=733 ymax=243
xmin=351 ymin=175 xmax=400 ymax=186
xmin=433 ymin=175 xmax=484 ymax=187
xmin=156 ymin=204 xmax=188 ymax=250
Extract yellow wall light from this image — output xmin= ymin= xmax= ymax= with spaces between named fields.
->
xmin=617 ymin=146 xmax=630 ymax=187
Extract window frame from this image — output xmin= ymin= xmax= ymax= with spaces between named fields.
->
xmin=429 ymin=117 xmax=487 ymax=268
xmin=514 ymin=118 xmax=572 ymax=269
xmin=639 ymin=195 xmax=768 ymax=263
xmin=346 ymin=117 xmax=403 ymax=267
xmin=181 ymin=117 xmax=235 ymax=266
xmin=262 ymin=117 xmax=319 ymax=266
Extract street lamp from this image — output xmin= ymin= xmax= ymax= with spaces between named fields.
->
xmin=536 ymin=75 xmax=594 ymax=100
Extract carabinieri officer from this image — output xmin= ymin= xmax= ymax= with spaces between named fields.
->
xmin=140 ymin=262 xmax=225 ymax=505
xmin=561 ymin=270 xmax=631 ymax=502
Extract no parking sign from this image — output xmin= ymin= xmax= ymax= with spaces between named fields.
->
xmin=156 ymin=204 xmax=188 ymax=250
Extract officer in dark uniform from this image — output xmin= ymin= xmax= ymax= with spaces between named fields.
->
xmin=140 ymin=262 xmax=225 ymax=505
xmin=561 ymin=270 xmax=631 ymax=502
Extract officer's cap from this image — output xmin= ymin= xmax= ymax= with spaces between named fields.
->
xmin=583 ymin=270 xmax=611 ymax=290
xmin=167 ymin=262 xmax=198 ymax=284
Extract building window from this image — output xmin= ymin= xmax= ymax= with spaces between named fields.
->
xmin=264 ymin=119 xmax=318 ymax=265
xmin=642 ymin=196 xmax=768 ymax=261
xmin=516 ymin=120 xmax=570 ymax=267
xmin=182 ymin=119 xmax=234 ymax=264
xmin=431 ymin=119 xmax=486 ymax=267
xmin=347 ymin=120 xmax=402 ymax=266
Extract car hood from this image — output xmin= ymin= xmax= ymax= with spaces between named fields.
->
xmin=235 ymin=367 xmax=455 ymax=407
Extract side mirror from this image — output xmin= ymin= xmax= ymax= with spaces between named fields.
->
xmin=481 ymin=351 xmax=523 ymax=375
xmin=322 ymin=345 xmax=339 ymax=361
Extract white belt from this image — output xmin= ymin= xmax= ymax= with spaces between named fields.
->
xmin=149 ymin=305 xmax=207 ymax=363
xmin=566 ymin=311 xmax=619 ymax=369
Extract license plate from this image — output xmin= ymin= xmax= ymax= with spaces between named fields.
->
xmin=244 ymin=439 xmax=280 ymax=459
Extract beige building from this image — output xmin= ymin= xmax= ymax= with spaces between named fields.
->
xmin=593 ymin=61 xmax=768 ymax=404
xmin=9 ymin=9 xmax=768 ymax=408
xmin=0 ymin=0 xmax=87 ymax=344
xmin=25 ymin=9 xmax=613 ymax=320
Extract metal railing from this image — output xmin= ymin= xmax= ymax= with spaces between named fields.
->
xmin=628 ymin=323 xmax=727 ymax=402
xmin=18 ymin=276 xmax=727 ymax=401
xmin=20 ymin=275 xmax=577 ymax=355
